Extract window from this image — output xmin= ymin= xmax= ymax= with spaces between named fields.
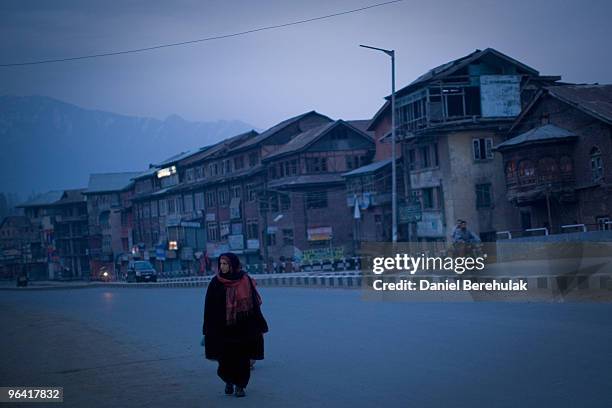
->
xmin=408 ymin=149 xmax=416 ymax=171
xmin=280 ymin=194 xmax=291 ymax=211
xmin=346 ymin=156 xmax=359 ymax=170
xmin=433 ymin=143 xmax=439 ymax=166
xmin=597 ymin=216 xmax=611 ymax=231
xmin=282 ymin=229 xmax=294 ymax=246
xmin=420 ymin=146 xmax=430 ymax=168
xmin=195 ymin=166 xmax=203 ymax=179
xmin=185 ymin=168 xmax=194 ymax=182
xmin=258 ymin=192 xmax=270 ymax=213
xmin=473 ymin=138 xmax=494 ymax=161
xmin=518 ymin=160 xmax=535 ymax=180
xmin=591 ymin=147 xmax=603 ymax=182
xmin=220 ymin=221 xmax=230 ymax=237
xmin=224 ymin=159 xmax=231 ymax=174
xmin=194 ymin=192 xmax=205 ymax=211
xmin=560 ymin=156 xmax=573 ymax=173
xmin=270 ymin=193 xmax=279 ymax=212
xmin=167 ymin=198 xmax=176 ymax=214
xmin=231 ymin=186 xmax=241 ymax=199
xmin=206 ymin=191 xmax=217 ymax=207
xmin=505 ymin=161 xmax=517 ymax=179
xmin=246 ymin=184 xmax=257 ymax=202
xmin=151 ymin=201 xmax=158 ymax=217
xmin=207 ymin=222 xmax=219 ymax=242
xmin=363 ymin=175 xmax=374 ymax=192
xmin=445 ymin=87 xmax=464 ymax=117
xmin=102 ymin=234 xmax=112 ymax=251
xmin=289 ymin=159 xmax=298 ymax=175
xmin=306 ymin=157 xmax=327 ymax=173
xmin=475 ymin=183 xmax=492 ymax=208
xmin=538 ymin=157 xmax=557 ymax=181
xmin=159 ymin=200 xmax=167 ymax=216
xmin=247 ymin=219 xmax=259 ymax=239
xmin=184 ymin=194 xmax=193 ymax=212
xmin=234 ymin=156 xmax=244 ymax=170
xmin=421 ymin=188 xmax=434 ymax=209
xmin=249 ymin=152 xmax=258 ymax=167
xmin=266 ymin=231 xmax=277 ymax=246
xmin=268 ymin=166 xmax=277 ymax=179
xmin=306 ymin=191 xmax=328 ymax=209
xmin=538 ymin=157 xmax=557 ymax=173
xmin=218 ymin=189 xmax=229 ymax=207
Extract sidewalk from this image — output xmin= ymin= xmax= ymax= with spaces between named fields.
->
xmin=0 ymin=280 xmax=95 ymax=290
xmin=0 ymin=304 xmax=216 ymax=408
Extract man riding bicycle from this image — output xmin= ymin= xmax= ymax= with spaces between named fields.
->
xmin=451 ymin=219 xmax=481 ymax=257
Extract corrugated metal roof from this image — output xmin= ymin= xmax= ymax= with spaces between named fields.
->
xmin=495 ymin=124 xmax=577 ymax=150
xmin=179 ymin=130 xmax=258 ymax=167
xmin=547 ymin=85 xmax=612 ymax=124
xmin=155 ymin=150 xmax=197 ymax=167
xmin=86 ymin=172 xmax=142 ymax=193
xmin=267 ymin=174 xmax=345 ymax=189
xmin=264 ymin=122 xmax=335 ymax=160
xmin=264 ymin=120 xmax=374 ymax=161
xmin=346 ymin=119 xmax=372 ymax=133
xmin=17 ymin=190 xmax=64 ymax=207
xmin=133 ymin=166 xmax=160 ymax=180
xmin=394 ymin=48 xmax=540 ymax=98
xmin=342 ymin=159 xmax=392 ymax=177
xmin=55 ymin=188 xmax=87 ymax=205
xmin=230 ymin=111 xmax=331 ymax=152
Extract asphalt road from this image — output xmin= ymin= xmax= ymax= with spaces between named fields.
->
xmin=1 ymin=286 xmax=612 ymax=408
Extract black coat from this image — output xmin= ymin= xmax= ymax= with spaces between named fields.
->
xmin=202 ymin=274 xmax=268 ymax=361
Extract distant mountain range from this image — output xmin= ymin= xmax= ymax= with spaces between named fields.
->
xmin=0 ymin=95 xmax=256 ymax=200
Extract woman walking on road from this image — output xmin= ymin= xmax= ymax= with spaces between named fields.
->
xmin=202 ymin=252 xmax=269 ymax=398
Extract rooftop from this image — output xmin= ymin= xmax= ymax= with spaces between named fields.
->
xmin=495 ymin=124 xmax=577 ymax=150
xmin=230 ymin=111 xmax=332 ymax=152
xmin=343 ymin=159 xmax=392 ymax=177
xmin=546 ymin=84 xmax=612 ymax=124
xmin=86 ymin=172 xmax=142 ymax=194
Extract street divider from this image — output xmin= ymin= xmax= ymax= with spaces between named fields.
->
xmin=2 ymin=272 xmax=610 ymax=292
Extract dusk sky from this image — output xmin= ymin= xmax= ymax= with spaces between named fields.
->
xmin=1 ymin=0 xmax=611 ymax=129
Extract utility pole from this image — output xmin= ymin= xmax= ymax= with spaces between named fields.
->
xmin=545 ymin=184 xmax=553 ymax=233
xmin=360 ymin=44 xmax=397 ymax=243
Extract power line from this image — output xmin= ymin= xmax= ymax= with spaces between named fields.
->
xmin=0 ymin=0 xmax=404 ymax=67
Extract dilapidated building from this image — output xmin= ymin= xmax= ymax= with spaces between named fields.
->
xmin=84 ymin=172 xmax=141 ymax=278
xmin=393 ymin=48 xmax=561 ymax=242
xmin=262 ymin=119 xmax=375 ymax=264
xmin=496 ymin=85 xmax=612 ymax=233
xmin=18 ymin=189 xmax=89 ymax=279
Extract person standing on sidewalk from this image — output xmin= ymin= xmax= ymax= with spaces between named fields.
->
xmin=202 ymin=252 xmax=269 ymax=398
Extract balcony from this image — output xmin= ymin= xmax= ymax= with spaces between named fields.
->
xmin=506 ymin=173 xmax=576 ymax=204
xmin=346 ymin=192 xmax=391 ymax=208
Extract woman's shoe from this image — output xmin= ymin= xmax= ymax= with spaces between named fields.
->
xmin=224 ymin=383 xmax=234 ymax=395
xmin=235 ymin=387 xmax=246 ymax=397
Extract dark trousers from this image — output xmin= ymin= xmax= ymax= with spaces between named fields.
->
xmin=217 ymin=343 xmax=251 ymax=388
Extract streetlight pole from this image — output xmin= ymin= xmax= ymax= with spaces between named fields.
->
xmin=360 ymin=44 xmax=397 ymax=243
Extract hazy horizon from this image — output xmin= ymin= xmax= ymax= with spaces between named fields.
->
xmin=1 ymin=0 xmax=611 ymax=130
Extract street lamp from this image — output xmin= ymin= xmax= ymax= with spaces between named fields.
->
xmin=360 ymin=44 xmax=397 ymax=243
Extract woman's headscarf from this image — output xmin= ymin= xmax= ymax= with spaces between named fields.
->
xmin=216 ymin=252 xmax=262 ymax=325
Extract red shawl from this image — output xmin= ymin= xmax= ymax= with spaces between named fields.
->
xmin=216 ymin=272 xmax=262 ymax=325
